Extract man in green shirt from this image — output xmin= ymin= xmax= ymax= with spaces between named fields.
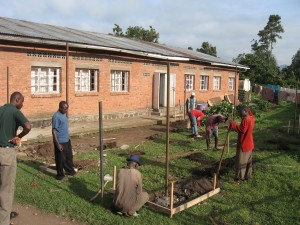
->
xmin=0 ymin=92 xmax=31 ymax=225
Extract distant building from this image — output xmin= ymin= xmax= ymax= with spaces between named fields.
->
xmin=0 ymin=17 xmax=248 ymax=122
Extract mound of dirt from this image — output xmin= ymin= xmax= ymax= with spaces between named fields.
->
xmin=36 ymin=142 xmax=54 ymax=157
xmin=150 ymin=176 xmax=214 ymax=207
xmin=74 ymin=160 xmax=99 ymax=170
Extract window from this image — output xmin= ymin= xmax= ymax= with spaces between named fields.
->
xmin=31 ymin=67 xmax=60 ymax=93
xmin=75 ymin=69 xmax=98 ymax=92
xmin=185 ymin=74 xmax=195 ymax=91
xmin=111 ymin=70 xmax=129 ymax=92
xmin=228 ymin=77 xmax=235 ymax=90
xmin=213 ymin=76 xmax=221 ymax=90
xmin=200 ymin=76 xmax=209 ymax=90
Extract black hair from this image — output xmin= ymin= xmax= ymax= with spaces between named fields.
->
xmin=59 ymin=101 xmax=68 ymax=108
xmin=10 ymin=92 xmax=23 ymax=102
xmin=215 ymin=116 xmax=223 ymax=123
xmin=239 ymin=105 xmax=249 ymax=112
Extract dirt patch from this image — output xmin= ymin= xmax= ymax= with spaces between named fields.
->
xmin=150 ymin=154 xmax=236 ymax=207
xmin=266 ymin=139 xmax=290 ymax=150
xmin=19 ymin=124 xmax=166 ymax=158
xmin=150 ymin=176 xmax=214 ymax=207
xmin=73 ymin=160 xmax=99 ymax=170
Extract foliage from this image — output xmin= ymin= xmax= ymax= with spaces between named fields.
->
xmin=234 ymin=14 xmax=285 ymax=86
xmin=235 ymin=52 xmax=281 ymax=85
xmin=196 ymin=41 xmax=217 ymax=57
xmin=252 ymin=14 xmax=284 ymax=53
xmin=202 ymin=101 xmax=234 ymax=125
xmin=111 ymin=24 xmax=159 ymax=43
xmin=253 ymin=97 xmax=270 ymax=111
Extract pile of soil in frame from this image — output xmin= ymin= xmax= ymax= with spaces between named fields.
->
xmin=150 ymin=153 xmax=235 ymax=207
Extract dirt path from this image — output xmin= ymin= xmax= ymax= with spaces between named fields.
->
xmin=11 ymin=203 xmax=85 ymax=225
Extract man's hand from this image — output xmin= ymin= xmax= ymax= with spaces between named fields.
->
xmin=58 ymin=144 xmax=63 ymax=151
xmin=8 ymin=136 xmax=21 ymax=145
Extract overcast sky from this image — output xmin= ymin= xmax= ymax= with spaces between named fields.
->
xmin=1 ymin=0 xmax=299 ymax=66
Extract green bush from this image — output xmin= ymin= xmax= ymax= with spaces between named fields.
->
xmin=202 ymin=101 xmax=234 ymax=125
xmin=253 ymin=98 xmax=270 ymax=111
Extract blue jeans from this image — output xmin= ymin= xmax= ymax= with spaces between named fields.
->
xmin=188 ymin=113 xmax=198 ymax=136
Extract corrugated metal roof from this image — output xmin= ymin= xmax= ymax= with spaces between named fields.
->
xmin=0 ymin=16 xmax=246 ymax=68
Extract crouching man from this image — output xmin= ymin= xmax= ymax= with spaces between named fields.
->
xmin=113 ymin=154 xmax=149 ymax=217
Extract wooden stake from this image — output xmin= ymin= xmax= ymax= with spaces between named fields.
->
xmin=213 ymin=173 xmax=217 ymax=190
xmin=227 ymin=133 xmax=230 ymax=153
xmin=216 ymin=127 xmax=230 ymax=177
xmin=113 ymin=166 xmax=116 ymax=191
xmin=288 ymin=120 xmax=291 ymax=134
xmin=298 ymin=115 xmax=300 ymax=134
xmin=170 ymin=182 xmax=174 ymax=218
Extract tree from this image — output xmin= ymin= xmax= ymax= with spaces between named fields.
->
xmin=112 ymin=24 xmax=124 ymax=37
xmin=290 ymin=49 xmax=300 ymax=80
xmin=234 ymin=52 xmax=280 ymax=85
xmin=196 ymin=41 xmax=217 ymax=57
xmin=235 ymin=14 xmax=285 ymax=86
xmin=111 ymin=24 xmax=159 ymax=43
xmin=188 ymin=47 xmax=193 ymax=50
xmin=252 ymin=15 xmax=284 ymax=53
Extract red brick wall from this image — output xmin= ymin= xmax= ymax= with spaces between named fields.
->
xmin=0 ymin=42 xmax=239 ymax=119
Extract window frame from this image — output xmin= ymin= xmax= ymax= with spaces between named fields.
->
xmin=213 ymin=76 xmax=221 ymax=90
xmin=110 ymin=70 xmax=129 ymax=92
xmin=31 ymin=67 xmax=60 ymax=94
xmin=75 ymin=68 xmax=98 ymax=92
xmin=228 ymin=77 xmax=235 ymax=90
xmin=184 ymin=74 xmax=195 ymax=91
xmin=200 ymin=75 xmax=209 ymax=90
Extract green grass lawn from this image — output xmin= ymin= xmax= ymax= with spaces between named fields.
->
xmin=15 ymin=101 xmax=300 ymax=225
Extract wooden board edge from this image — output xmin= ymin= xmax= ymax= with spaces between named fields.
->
xmin=146 ymin=201 xmax=171 ymax=215
xmin=172 ymin=188 xmax=220 ymax=214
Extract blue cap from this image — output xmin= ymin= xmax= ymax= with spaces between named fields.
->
xmin=127 ymin=154 xmax=141 ymax=165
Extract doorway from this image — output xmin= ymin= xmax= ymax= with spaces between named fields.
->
xmin=153 ymin=72 xmax=176 ymax=110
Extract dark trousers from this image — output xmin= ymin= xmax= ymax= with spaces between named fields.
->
xmin=54 ymin=140 xmax=75 ymax=179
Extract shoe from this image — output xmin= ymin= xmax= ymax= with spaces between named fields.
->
xmin=66 ymin=171 xmax=77 ymax=176
xmin=10 ymin=211 xmax=19 ymax=219
xmin=56 ymin=176 xmax=68 ymax=181
xmin=124 ymin=211 xmax=139 ymax=217
xmin=116 ymin=211 xmax=123 ymax=216
xmin=214 ymin=146 xmax=222 ymax=151
xmin=194 ymin=135 xmax=202 ymax=138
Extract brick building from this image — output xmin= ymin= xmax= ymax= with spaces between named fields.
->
xmin=0 ymin=17 xmax=248 ymax=122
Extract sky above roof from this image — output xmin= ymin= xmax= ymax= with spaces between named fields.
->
xmin=1 ymin=0 xmax=299 ymax=66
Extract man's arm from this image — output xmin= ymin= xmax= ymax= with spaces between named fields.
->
xmin=9 ymin=121 xmax=31 ymax=145
xmin=52 ymin=128 xmax=63 ymax=151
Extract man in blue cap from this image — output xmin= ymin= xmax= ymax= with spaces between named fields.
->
xmin=113 ymin=154 xmax=149 ymax=217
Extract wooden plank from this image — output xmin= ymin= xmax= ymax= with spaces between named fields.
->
xmin=146 ymin=201 xmax=171 ymax=215
xmin=170 ymin=182 xmax=174 ymax=218
xmin=171 ymin=188 xmax=220 ymax=214
xmin=113 ymin=166 xmax=116 ymax=191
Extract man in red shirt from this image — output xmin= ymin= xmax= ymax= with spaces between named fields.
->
xmin=230 ymin=105 xmax=255 ymax=181
xmin=188 ymin=109 xmax=205 ymax=138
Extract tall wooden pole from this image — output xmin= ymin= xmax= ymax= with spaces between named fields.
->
xmin=99 ymin=101 xmax=104 ymax=199
xmin=294 ymin=79 xmax=298 ymax=134
xmin=66 ymin=42 xmax=69 ymax=116
xmin=233 ymin=66 xmax=238 ymax=120
xmin=165 ymin=63 xmax=171 ymax=196
xmin=7 ymin=66 xmax=9 ymax=103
